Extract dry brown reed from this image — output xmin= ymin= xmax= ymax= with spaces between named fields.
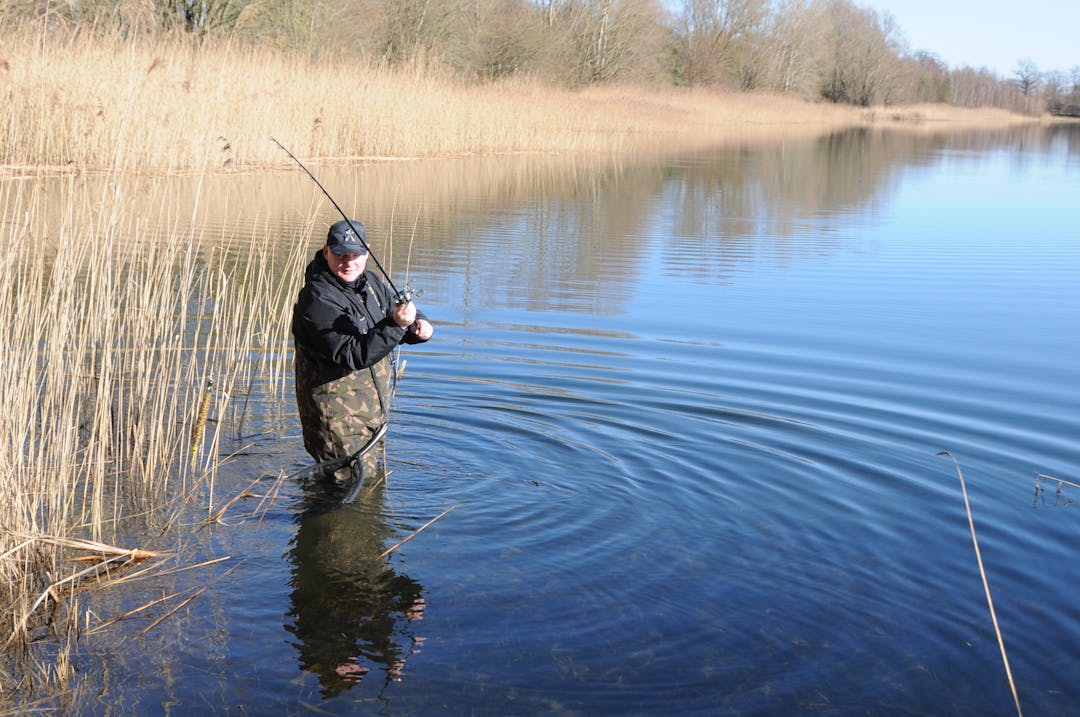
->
xmin=201 ymin=470 xmax=285 ymax=527
xmin=375 ymin=506 xmax=456 ymax=561
xmin=860 ymin=103 xmax=1036 ymax=128
xmin=2 ymin=533 xmax=169 ymax=649
xmin=1 ymin=24 xmax=1036 ymax=177
xmin=0 ymin=167 xmax=306 ymax=683
xmin=939 ymin=452 xmax=1023 ymax=717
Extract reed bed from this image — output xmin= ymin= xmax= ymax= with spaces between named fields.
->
xmin=0 ymin=23 xmax=954 ymax=176
xmin=0 ymin=170 xmax=306 ymax=692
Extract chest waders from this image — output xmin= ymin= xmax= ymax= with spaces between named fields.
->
xmin=294 ymin=282 xmax=398 ymax=485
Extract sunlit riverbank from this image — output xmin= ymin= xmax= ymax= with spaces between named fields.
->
xmin=0 ymin=26 xmax=1039 ymax=175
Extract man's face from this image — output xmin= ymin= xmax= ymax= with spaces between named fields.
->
xmin=324 ymin=246 xmax=368 ymax=283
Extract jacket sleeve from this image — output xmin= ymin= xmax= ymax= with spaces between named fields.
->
xmin=293 ymin=284 xmax=407 ymax=372
xmin=402 ymin=307 xmax=431 ymax=345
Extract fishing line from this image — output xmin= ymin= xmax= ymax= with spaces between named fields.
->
xmin=270 ymin=137 xmax=413 ymax=304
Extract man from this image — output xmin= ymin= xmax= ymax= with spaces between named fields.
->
xmin=292 ymin=219 xmax=433 ymax=478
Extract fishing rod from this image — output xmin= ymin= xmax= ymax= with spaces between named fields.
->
xmin=288 ymin=422 xmax=389 ymax=503
xmin=270 ymin=137 xmax=412 ymax=304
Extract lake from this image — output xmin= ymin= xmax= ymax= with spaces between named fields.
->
xmin=51 ymin=124 xmax=1080 ymax=715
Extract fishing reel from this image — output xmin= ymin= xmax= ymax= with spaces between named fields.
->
xmin=394 ymin=283 xmax=423 ymax=306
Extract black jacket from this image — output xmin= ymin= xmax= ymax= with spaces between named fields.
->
xmin=291 ymin=251 xmax=427 ymax=380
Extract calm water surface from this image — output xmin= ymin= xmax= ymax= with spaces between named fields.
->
xmin=68 ymin=126 xmax=1079 ymax=715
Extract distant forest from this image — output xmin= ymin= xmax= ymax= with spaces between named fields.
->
xmin=7 ymin=0 xmax=1079 ymax=116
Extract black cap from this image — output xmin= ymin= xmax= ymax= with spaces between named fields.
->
xmin=327 ymin=219 xmax=368 ymax=256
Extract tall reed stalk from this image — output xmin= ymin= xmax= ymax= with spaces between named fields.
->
xmin=0 ymin=169 xmax=304 ymax=685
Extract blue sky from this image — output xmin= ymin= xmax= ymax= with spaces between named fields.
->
xmin=860 ymin=0 xmax=1079 ymax=77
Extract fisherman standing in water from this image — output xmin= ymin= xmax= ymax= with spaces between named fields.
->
xmin=291 ymin=219 xmax=433 ymax=480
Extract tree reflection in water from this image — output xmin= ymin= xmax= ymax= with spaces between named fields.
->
xmin=285 ymin=478 xmax=426 ymax=697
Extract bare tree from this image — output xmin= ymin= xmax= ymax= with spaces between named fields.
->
xmin=133 ymin=0 xmax=258 ymax=35
xmin=759 ymin=0 xmax=827 ymax=96
xmin=1011 ymin=58 xmax=1043 ymax=114
xmin=1061 ymin=66 xmax=1080 ymax=116
xmin=426 ymin=0 xmax=548 ymax=80
xmin=897 ymin=51 xmax=951 ymax=104
xmin=468 ymin=0 xmax=547 ymax=80
xmin=1014 ymin=59 xmax=1040 ymax=96
xmin=541 ymin=0 xmax=669 ymax=85
xmin=8 ymin=0 xmax=1063 ymax=115
xmin=1042 ymin=71 xmax=1064 ymax=100
xmin=949 ymin=65 xmax=1007 ymax=107
xmin=676 ymin=0 xmax=769 ymax=88
xmin=819 ymin=0 xmax=903 ymax=106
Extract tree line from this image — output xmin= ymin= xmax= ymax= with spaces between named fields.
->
xmin=8 ymin=0 xmax=1078 ymax=115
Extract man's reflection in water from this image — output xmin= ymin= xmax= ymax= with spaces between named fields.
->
xmin=286 ymin=477 xmax=426 ymax=697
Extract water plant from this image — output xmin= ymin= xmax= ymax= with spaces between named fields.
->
xmin=0 ymin=171 xmax=304 ymax=693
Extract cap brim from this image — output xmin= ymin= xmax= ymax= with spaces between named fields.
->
xmin=328 ymin=244 xmax=368 ymax=256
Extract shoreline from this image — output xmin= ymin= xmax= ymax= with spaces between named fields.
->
xmin=0 ymin=29 xmax=1048 ymax=175
xmin=0 ymin=103 xmax=1048 ymax=179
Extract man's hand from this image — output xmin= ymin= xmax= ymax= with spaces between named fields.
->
xmin=410 ymin=318 xmax=434 ymax=340
xmin=393 ymin=300 xmax=417 ymax=328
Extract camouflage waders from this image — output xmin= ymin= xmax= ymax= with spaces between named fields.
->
xmin=294 ymin=344 xmax=395 ymax=480
xmin=291 ymin=248 xmax=428 ymax=488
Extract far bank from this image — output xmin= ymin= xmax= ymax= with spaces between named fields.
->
xmin=0 ymin=29 xmax=1041 ymax=176
xmin=2 ymin=28 xmax=1045 ymax=177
